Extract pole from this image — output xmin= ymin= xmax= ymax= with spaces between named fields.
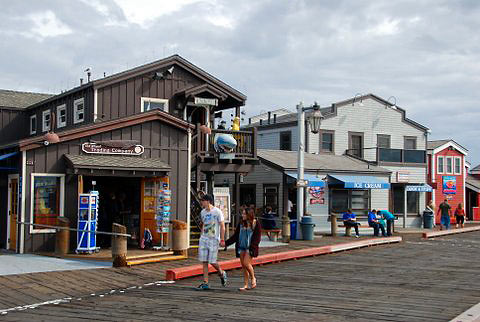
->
xmin=404 ymin=186 xmax=407 ymax=228
xmin=297 ymin=102 xmax=305 ymax=239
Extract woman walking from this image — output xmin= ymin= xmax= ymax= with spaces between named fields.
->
xmin=455 ymin=203 xmax=466 ymax=229
xmin=225 ymin=207 xmax=262 ymax=291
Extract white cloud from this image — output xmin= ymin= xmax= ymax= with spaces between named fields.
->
xmin=367 ymin=18 xmax=401 ymax=36
xmin=112 ymin=0 xmax=208 ymax=26
xmin=22 ymin=10 xmax=72 ymax=40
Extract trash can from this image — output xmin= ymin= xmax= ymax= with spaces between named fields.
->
xmin=300 ymin=216 xmax=316 ymax=241
xmin=423 ymin=211 xmax=434 ymax=229
xmin=171 ymin=220 xmax=188 ymax=256
xmin=290 ymin=220 xmax=297 ymax=240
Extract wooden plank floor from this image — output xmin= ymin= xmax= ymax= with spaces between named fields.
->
xmin=2 ymin=232 xmax=480 ymax=321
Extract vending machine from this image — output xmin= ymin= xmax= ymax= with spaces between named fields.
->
xmin=76 ymin=192 xmax=99 ymax=253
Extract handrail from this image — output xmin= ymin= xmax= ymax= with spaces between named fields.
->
xmin=16 ymin=221 xmax=132 ymax=237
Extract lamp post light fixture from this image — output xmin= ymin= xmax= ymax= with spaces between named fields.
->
xmin=296 ymin=101 xmax=324 ymax=239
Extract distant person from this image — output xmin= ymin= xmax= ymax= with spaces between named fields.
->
xmin=225 ymin=207 xmax=262 ymax=291
xmin=368 ymin=209 xmax=386 ymax=237
xmin=262 ymin=206 xmax=277 ymax=230
xmin=197 ymin=194 xmax=228 ymax=290
xmin=288 ymin=199 xmax=294 ymax=219
xmin=342 ymin=209 xmax=360 ymax=238
xmin=437 ymin=199 xmax=452 ymax=230
xmin=379 ymin=210 xmax=395 ymax=236
xmin=454 ymin=203 xmax=466 ymax=229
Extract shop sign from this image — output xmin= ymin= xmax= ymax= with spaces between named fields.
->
xmin=406 ymin=184 xmax=433 ymax=192
xmin=81 ymin=142 xmax=144 ymax=155
xmin=397 ymin=171 xmax=410 ymax=183
xmin=194 ymin=97 xmax=218 ymax=106
xmin=344 ymin=182 xmax=390 ymax=189
xmin=213 ymin=187 xmax=231 ymax=223
xmin=310 ymin=199 xmax=325 ymax=205
xmin=442 ymin=176 xmax=457 ymax=195
xmin=296 ymin=179 xmax=308 ymax=187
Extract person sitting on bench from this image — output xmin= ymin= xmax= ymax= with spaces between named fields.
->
xmin=262 ymin=206 xmax=277 ymax=230
xmin=368 ymin=209 xmax=386 ymax=237
xmin=342 ymin=209 xmax=360 ymax=238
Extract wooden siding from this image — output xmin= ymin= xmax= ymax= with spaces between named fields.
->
xmin=96 ymin=66 xmax=203 ymax=122
xmin=387 ymin=165 xmax=427 ymax=184
xmin=0 ymin=108 xmax=27 ymax=144
xmin=257 ymin=126 xmax=298 ymax=151
xmin=309 ymin=97 xmax=427 ymax=158
xmin=22 ymin=119 xmax=189 ymax=252
xmin=26 ymin=87 xmax=94 ymax=138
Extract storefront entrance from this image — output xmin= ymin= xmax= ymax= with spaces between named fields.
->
xmin=83 ymin=176 xmax=141 ymax=248
xmin=7 ymin=175 xmax=19 ymax=251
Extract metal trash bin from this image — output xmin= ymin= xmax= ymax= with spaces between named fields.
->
xmin=300 ymin=216 xmax=316 ymax=241
xmin=423 ymin=211 xmax=434 ymax=229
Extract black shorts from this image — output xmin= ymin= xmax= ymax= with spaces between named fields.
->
xmin=456 ymin=215 xmax=465 ymax=224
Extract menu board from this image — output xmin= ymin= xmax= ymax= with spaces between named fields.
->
xmin=213 ymin=187 xmax=231 ymax=223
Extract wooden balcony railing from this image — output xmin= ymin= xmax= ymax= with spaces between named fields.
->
xmin=192 ymin=124 xmax=257 ymax=161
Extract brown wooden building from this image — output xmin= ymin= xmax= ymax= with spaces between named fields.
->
xmin=0 ymin=55 xmax=257 ymax=253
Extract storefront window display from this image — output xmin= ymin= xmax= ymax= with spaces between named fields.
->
xmin=32 ymin=175 xmax=64 ymax=229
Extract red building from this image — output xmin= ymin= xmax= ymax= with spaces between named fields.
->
xmin=427 ymin=140 xmax=468 ymax=224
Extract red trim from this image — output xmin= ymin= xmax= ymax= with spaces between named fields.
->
xmin=165 ymin=237 xmax=402 ymax=280
xmin=422 ymin=226 xmax=480 ymax=238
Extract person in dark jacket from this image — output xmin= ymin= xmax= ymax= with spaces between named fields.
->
xmin=225 ymin=207 xmax=262 ymax=291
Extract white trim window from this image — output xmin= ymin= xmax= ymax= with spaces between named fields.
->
xmin=446 ymin=156 xmax=453 ymax=174
xmin=42 ymin=110 xmax=51 ymax=132
xmin=57 ymin=104 xmax=67 ymax=128
xmin=30 ymin=115 xmax=37 ymax=135
xmin=30 ymin=174 xmax=65 ymax=234
xmin=437 ymin=156 xmax=444 ymax=174
xmin=140 ymin=97 xmax=169 ymax=113
xmin=74 ymin=98 xmax=85 ymax=124
xmin=454 ymin=156 xmax=462 ymax=175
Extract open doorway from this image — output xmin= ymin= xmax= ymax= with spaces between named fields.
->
xmin=83 ymin=176 xmax=141 ymax=248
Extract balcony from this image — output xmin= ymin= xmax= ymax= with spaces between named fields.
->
xmin=191 ymin=125 xmax=258 ymax=172
xmin=346 ymin=147 xmax=426 ymax=165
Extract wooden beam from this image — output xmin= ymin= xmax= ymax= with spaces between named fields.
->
xmin=197 ymin=163 xmax=254 ymax=173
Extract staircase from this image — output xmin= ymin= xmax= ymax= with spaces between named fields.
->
xmin=190 ymin=188 xmax=203 ymax=248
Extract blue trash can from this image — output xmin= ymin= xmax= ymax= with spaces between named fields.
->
xmin=290 ymin=220 xmax=297 ymax=240
xmin=300 ymin=216 xmax=315 ymax=241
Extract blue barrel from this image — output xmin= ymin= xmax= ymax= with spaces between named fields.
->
xmin=300 ymin=216 xmax=315 ymax=240
xmin=290 ymin=220 xmax=297 ymax=240
xmin=423 ymin=211 xmax=434 ymax=229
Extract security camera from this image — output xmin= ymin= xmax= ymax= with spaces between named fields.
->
xmin=166 ymin=66 xmax=174 ymax=74
xmin=44 ymin=140 xmax=50 ymax=146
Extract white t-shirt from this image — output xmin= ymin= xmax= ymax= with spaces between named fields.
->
xmin=200 ymin=206 xmax=224 ymax=241
xmin=288 ymin=200 xmax=293 ymax=212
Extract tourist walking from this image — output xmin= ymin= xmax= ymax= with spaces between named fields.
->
xmin=454 ymin=203 xmax=466 ymax=229
xmin=197 ymin=194 xmax=228 ymax=290
xmin=225 ymin=207 xmax=262 ymax=291
xmin=437 ymin=199 xmax=452 ymax=230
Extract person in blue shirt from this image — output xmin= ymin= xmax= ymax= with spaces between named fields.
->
xmin=379 ymin=210 xmax=395 ymax=236
xmin=368 ymin=209 xmax=386 ymax=237
xmin=342 ymin=209 xmax=360 ymax=238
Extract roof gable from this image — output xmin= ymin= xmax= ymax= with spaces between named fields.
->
xmin=427 ymin=139 xmax=468 ymax=156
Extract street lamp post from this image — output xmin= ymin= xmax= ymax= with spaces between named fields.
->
xmin=296 ymin=102 xmax=323 ymax=239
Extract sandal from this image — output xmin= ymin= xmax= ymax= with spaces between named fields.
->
xmin=239 ymin=287 xmax=248 ymax=291
xmin=250 ymin=278 xmax=257 ymax=289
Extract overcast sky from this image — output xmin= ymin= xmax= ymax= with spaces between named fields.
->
xmin=1 ymin=0 xmax=479 ymax=164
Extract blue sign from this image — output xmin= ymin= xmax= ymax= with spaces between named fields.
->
xmin=344 ymin=182 xmax=390 ymax=189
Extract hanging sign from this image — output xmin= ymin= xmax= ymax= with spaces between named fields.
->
xmin=82 ymin=142 xmax=144 ymax=155
xmin=194 ymin=97 xmax=218 ymax=106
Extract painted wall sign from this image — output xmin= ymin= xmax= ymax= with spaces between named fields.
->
xmin=397 ymin=171 xmax=410 ymax=183
xmin=442 ymin=176 xmax=457 ymax=195
xmin=81 ymin=142 xmax=144 ymax=155
xmin=194 ymin=97 xmax=218 ymax=106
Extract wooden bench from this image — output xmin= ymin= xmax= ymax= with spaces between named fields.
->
xmin=338 ymin=222 xmax=371 ymax=237
xmin=263 ymin=229 xmax=282 ymax=242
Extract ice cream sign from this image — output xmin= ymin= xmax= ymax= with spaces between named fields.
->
xmin=442 ymin=176 xmax=456 ymax=195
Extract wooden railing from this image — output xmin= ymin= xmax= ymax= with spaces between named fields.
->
xmin=192 ymin=124 xmax=257 ymax=161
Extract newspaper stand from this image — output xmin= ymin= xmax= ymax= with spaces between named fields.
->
xmin=76 ymin=192 xmax=99 ymax=254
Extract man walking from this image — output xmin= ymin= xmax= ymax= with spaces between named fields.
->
xmin=437 ymin=199 xmax=452 ymax=230
xmin=197 ymin=194 xmax=228 ymax=290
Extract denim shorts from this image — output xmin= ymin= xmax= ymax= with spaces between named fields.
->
xmin=441 ymin=215 xmax=451 ymax=228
